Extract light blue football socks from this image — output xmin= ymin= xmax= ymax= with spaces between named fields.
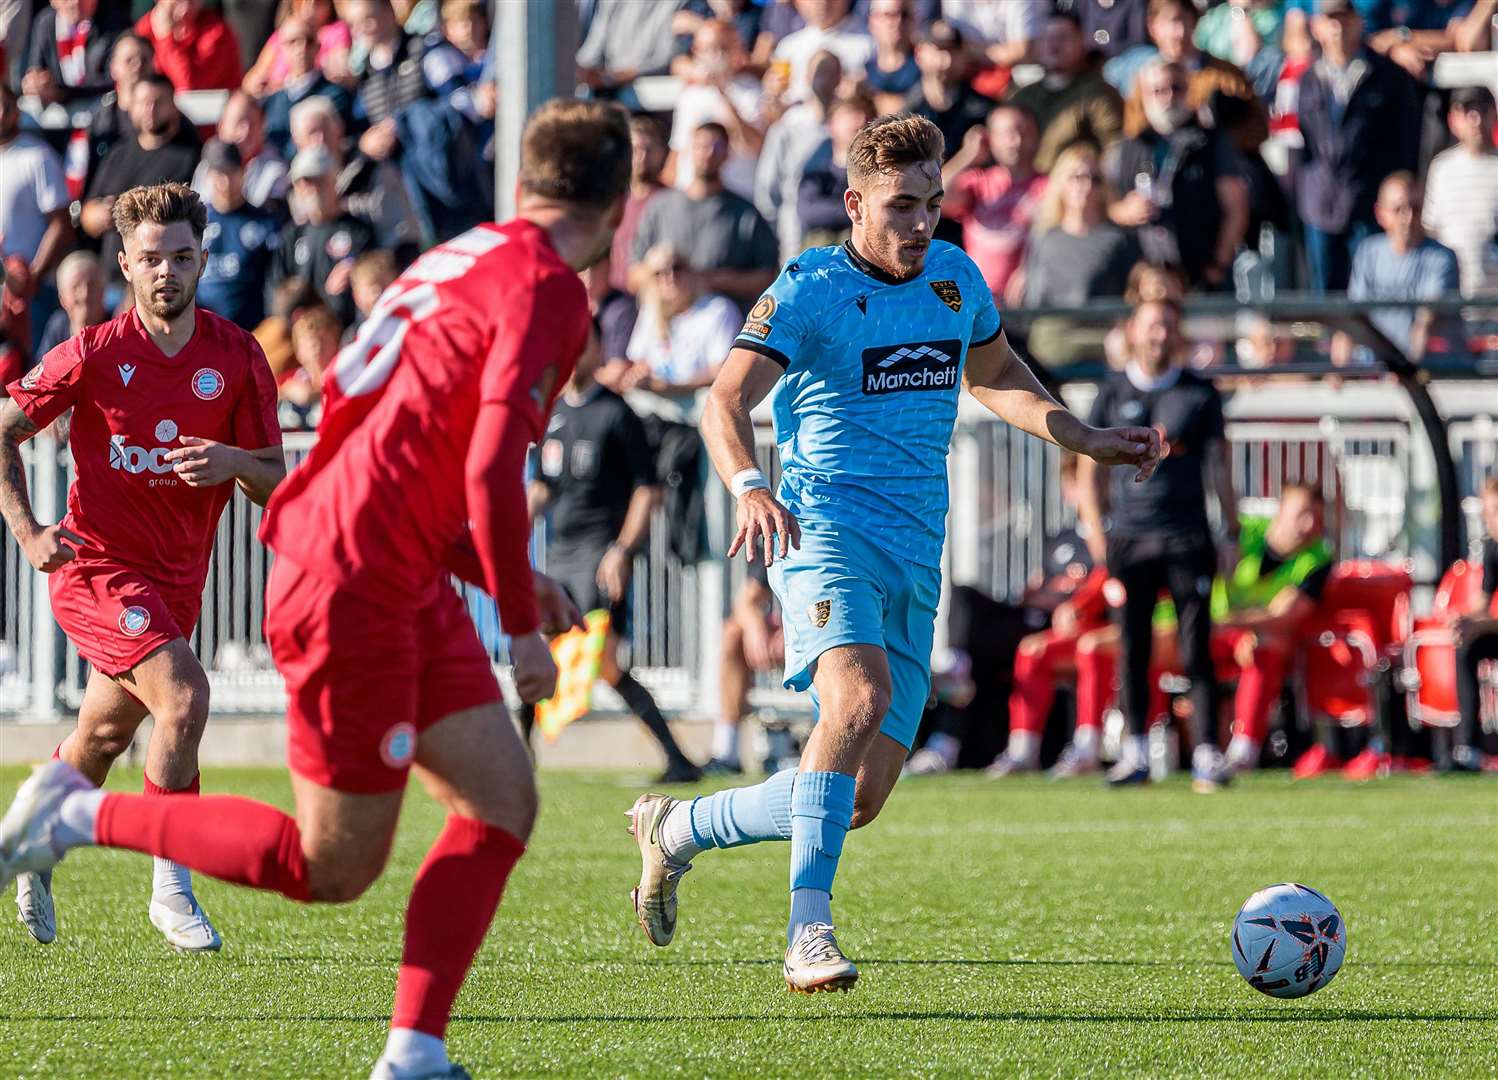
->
xmin=788 ymin=770 xmax=856 ymax=944
xmin=660 ymin=767 xmax=796 ymax=862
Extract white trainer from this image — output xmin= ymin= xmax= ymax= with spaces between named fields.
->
xmin=149 ymin=896 xmax=223 ymax=952
xmin=783 ymin=922 xmax=859 ymax=994
xmin=0 ymin=761 xmax=94 ymax=889
xmin=16 ymin=870 xmax=56 ymax=944
xmin=368 ymin=1062 xmax=472 ymax=1080
xmin=625 ymin=793 xmax=691 ymax=947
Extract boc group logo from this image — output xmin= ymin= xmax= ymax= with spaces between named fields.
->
xmin=380 ymin=722 xmax=417 ymax=769
xmin=192 ymin=368 xmax=224 ymax=401
xmin=861 ymin=339 xmax=962 ymax=395
xmin=118 ymin=606 xmax=151 ymax=638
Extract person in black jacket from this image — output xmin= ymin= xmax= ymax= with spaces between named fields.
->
xmin=20 ymin=0 xmax=126 ymax=107
xmin=1293 ymin=0 xmax=1422 ymax=293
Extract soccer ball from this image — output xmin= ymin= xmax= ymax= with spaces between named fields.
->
xmin=1231 ymin=883 xmax=1346 ymax=999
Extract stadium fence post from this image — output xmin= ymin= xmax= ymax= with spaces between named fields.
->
xmin=27 ymin=428 xmax=62 ymax=721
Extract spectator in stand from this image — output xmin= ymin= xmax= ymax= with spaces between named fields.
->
xmin=863 ymin=0 xmax=920 ymax=115
xmin=672 ymin=0 xmax=764 ymax=75
xmin=1017 ymin=144 xmax=1138 ymax=367
xmin=618 ymin=242 xmax=740 ymax=421
xmin=86 ymin=32 xmax=152 ymax=174
xmin=795 ymin=91 xmax=872 ymax=249
xmin=1110 ymin=0 xmax=1268 ymax=154
xmin=1105 ymin=59 xmax=1251 ymax=291
xmin=1007 ymin=10 xmax=1125 ymax=172
xmin=191 ymin=90 xmax=289 ymax=211
xmin=1449 ymin=477 xmax=1498 ymax=771
xmin=577 ymin=0 xmax=690 ymax=106
xmin=585 ymin=256 xmax=638 ymax=368
xmin=344 ymin=0 xmax=465 ymax=134
xmin=439 ymin=0 xmax=487 ymax=81
xmin=772 ymin=0 xmax=873 ymax=100
xmin=196 ymin=139 xmax=282 ymax=331
xmin=269 ymin=144 xmax=375 ymax=326
xmin=134 ymin=0 xmax=242 ymax=91
xmin=610 ymin=114 xmax=668 ymax=294
xmin=20 ymin=0 xmax=124 ymax=106
xmin=1422 ymin=87 xmax=1498 ymax=297
xmin=1362 ymin=0 xmax=1496 ymax=80
xmin=1076 ymin=0 xmax=1152 ymax=58
xmin=0 ymin=81 xmax=72 ymax=354
xmin=944 ymin=0 xmax=1045 ymax=97
xmin=1338 ymin=172 xmax=1462 ymax=362
xmin=280 ymin=298 xmax=337 ymax=429
xmin=1078 ymin=296 xmax=1237 ymax=789
xmin=345 ymin=247 xmax=396 ymax=340
xmin=242 ymin=0 xmax=350 ymax=98
xmin=941 ymin=101 xmax=1047 ymax=302
xmin=904 ymin=19 xmax=994 ymax=159
xmin=34 ymin=249 xmax=102 ymax=359
xmin=668 ymin=18 xmax=766 ymax=202
xmin=755 ymin=48 xmax=842 ymax=261
xmin=1295 ymin=0 xmax=1421 ymax=293
xmin=260 ymin=14 xmax=354 ymax=161
xmin=631 ymin=121 xmax=778 ymax=312
xmin=1195 ymin=0 xmax=1286 ymax=71
xmin=81 ymin=72 xmax=201 ymax=282
xmin=287 ymin=93 xmax=417 ymax=252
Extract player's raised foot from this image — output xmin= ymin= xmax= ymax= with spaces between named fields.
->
xmin=983 ymin=753 xmax=1037 ymax=779
xmin=626 ymin=793 xmax=691 ymax=947
xmin=15 ymin=871 xmax=56 ymax=944
xmin=149 ymin=896 xmax=223 ymax=952
xmin=0 ymin=761 xmax=95 ymax=889
xmin=1105 ymin=760 xmax=1151 ymax=787
xmin=1047 ymin=745 xmax=1099 ymax=780
xmin=784 ymin=922 xmax=858 ymax=994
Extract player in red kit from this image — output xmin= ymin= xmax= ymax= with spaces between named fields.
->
xmin=0 ymin=182 xmax=284 ymax=951
xmin=0 ymin=99 xmax=634 ymax=1080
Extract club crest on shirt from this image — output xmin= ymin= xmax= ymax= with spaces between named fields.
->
xmin=118 ymin=606 xmax=151 ymax=638
xmin=808 ymin=599 xmax=832 ymax=629
xmin=191 ymin=368 xmax=224 ymax=401
xmin=19 ymin=365 xmax=42 ymax=390
xmin=380 ymin=722 xmax=417 ymax=768
xmin=929 ymin=279 xmax=962 ymax=312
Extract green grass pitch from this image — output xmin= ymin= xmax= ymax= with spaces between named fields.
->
xmin=1 ymin=764 xmax=1494 ymax=1078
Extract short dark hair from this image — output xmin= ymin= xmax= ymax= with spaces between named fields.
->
xmin=137 ymin=72 xmax=176 ymax=97
xmin=847 ymin=113 xmax=944 ymax=189
xmin=113 ymin=181 xmax=208 ymax=243
xmin=695 ymin=120 xmax=730 ymax=142
xmin=990 ymin=101 xmax=1038 ymax=129
xmin=1148 ymin=0 xmax=1198 ymax=23
xmin=1047 ymin=9 xmax=1084 ymax=32
xmin=1451 ymin=86 xmax=1496 ymax=114
xmin=518 ymin=98 xmax=632 ymax=210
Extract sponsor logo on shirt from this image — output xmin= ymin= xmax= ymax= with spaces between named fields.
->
xmin=109 ymin=434 xmax=174 ymax=475
xmin=118 ymin=363 xmax=137 ymax=386
xmin=118 ymin=606 xmax=151 ymax=638
xmin=380 ymin=721 xmax=417 ymax=769
xmin=742 ymin=294 xmax=776 ymax=339
xmin=155 ymin=419 xmax=178 ymax=443
xmin=191 ymin=368 xmax=224 ymax=401
xmin=860 ymin=339 xmax=961 ymax=396
xmin=929 ymin=279 xmax=962 ymax=312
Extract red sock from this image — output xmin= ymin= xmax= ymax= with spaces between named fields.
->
xmin=391 ymin=816 xmax=525 ymax=1037
xmin=95 ymin=793 xmax=312 ymax=902
xmin=143 ymin=772 xmax=201 ymax=797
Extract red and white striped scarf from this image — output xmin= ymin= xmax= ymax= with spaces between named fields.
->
xmin=55 ymin=17 xmax=91 ymax=87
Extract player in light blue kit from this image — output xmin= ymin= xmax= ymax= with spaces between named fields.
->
xmin=626 ymin=115 xmax=1161 ymax=993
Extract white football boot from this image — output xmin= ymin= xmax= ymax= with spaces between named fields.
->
xmin=16 ymin=871 xmax=57 ymax=944
xmin=626 ymin=793 xmax=691 ymax=947
xmin=368 ymin=1059 xmax=472 ymax=1079
xmin=0 ymin=761 xmax=95 ymax=889
xmin=783 ymin=922 xmax=859 ymax=994
xmin=149 ymin=892 xmax=223 ymax=952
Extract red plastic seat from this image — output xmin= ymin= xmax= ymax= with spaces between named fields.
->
xmin=1317 ymin=560 xmax=1413 ymax=657
xmin=1403 ymin=559 xmax=1481 ymax=729
xmin=1298 ymin=610 xmax=1380 ymax=727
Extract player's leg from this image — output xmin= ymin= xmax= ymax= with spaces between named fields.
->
xmin=1108 ymin=544 xmax=1167 ymax=785
xmin=600 ymin=630 xmax=700 ymax=783
xmin=369 ymin=701 xmax=534 ymax=1080
xmin=712 ymin=611 xmax=753 ymax=773
xmin=989 ymin=630 xmax=1071 ymax=775
xmin=1163 ymin=545 xmax=1222 ymax=790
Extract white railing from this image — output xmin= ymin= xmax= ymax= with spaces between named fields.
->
xmin=4 ymin=381 xmax=1494 ymax=720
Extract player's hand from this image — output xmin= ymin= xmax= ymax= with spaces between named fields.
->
xmin=510 ymin=631 xmax=558 ymax=704
xmin=22 ymin=523 xmax=84 ymax=573
xmin=728 ymin=488 xmax=800 ymax=566
xmin=596 ymin=543 xmax=632 ymax=603
xmin=1082 ymin=425 xmax=1162 ymax=484
xmin=163 ymin=436 xmax=246 ymax=487
xmin=533 ymin=571 xmax=584 ymax=635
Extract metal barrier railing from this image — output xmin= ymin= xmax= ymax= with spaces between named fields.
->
xmin=4 ymin=383 xmax=1494 ymax=720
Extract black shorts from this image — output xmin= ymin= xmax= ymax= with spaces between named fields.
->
xmin=548 ymin=548 xmax=632 ymax=638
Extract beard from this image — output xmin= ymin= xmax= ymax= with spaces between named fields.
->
xmin=135 ymin=273 xmax=197 ymax=321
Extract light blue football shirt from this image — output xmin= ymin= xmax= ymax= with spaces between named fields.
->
xmin=733 ymin=240 xmax=1002 ymax=568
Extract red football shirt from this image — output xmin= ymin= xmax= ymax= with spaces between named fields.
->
xmin=260 ymin=219 xmax=590 ymax=610
xmin=6 ymin=307 xmax=282 ymax=596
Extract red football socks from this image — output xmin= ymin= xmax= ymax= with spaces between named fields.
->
xmin=391 ymin=816 xmax=526 ymax=1037
xmin=95 ymin=793 xmax=312 ymax=902
xmin=143 ymin=772 xmax=201 ymax=797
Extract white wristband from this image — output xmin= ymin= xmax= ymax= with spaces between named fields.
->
xmin=729 ymin=468 xmax=770 ymax=499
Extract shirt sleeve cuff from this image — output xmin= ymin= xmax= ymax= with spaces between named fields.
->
xmin=733 ymin=338 xmax=791 ymax=369
xmin=972 ymin=323 xmax=1003 ymax=348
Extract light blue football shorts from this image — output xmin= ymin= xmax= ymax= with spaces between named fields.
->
xmin=767 ymin=518 xmax=941 ymax=750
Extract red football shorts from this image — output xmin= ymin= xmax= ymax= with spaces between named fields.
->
xmin=265 ymin=557 xmax=503 ymax=794
xmin=49 ymin=558 xmax=201 ymax=677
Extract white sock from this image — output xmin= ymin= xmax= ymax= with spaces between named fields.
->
xmin=1006 ymin=729 xmax=1039 ymax=767
xmin=1072 ymin=725 xmax=1100 ymax=761
xmin=151 ymin=857 xmax=195 ymax=916
xmin=659 ymin=801 xmax=703 ymax=863
xmin=711 ymin=720 xmax=739 ymax=764
xmin=787 ymin=887 xmax=832 ymax=946
xmin=1225 ymin=735 xmax=1260 ymax=772
xmin=380 ymin=1028 xmax=448 ymax=1078
xmin=57 ymin=788 xmax=105 ymax=850
xmin=1124 ymin=734 xmax=1148 ymax=767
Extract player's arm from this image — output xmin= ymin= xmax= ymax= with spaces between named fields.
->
xmin=0 ymin=400 xmax=84 ymax=572
xmin=701 ymin=347 xmax=800 ymax=565
xmin=964 ymin=330 xmax=1161 ymax=479
xmin=598 ymin=484 xmax=660 ymax=603
xmin=161 ymin=438 xmax=286 ymax=506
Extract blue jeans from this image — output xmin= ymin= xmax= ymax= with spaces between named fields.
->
xmin=1303 ymin=221 xmax=1377 ymax=293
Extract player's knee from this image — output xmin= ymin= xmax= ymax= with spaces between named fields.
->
xmin=79 ymin=723 xmax=134 ymax=761
xmin=837 ymin=680 xmax=891 ymax=734
xmin=304 ymin=847 xmax=388 ymax=904
xmin=849 ymin=792 xmax=886 ymax=830
xmin=154 ymin=679 xmax=211 ymax=742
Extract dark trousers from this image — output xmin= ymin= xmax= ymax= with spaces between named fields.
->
xmin=1456 ymin=630 xmax=1498 ymax=750
xmin=1109 ymin=533 xmax=1219 ymax=739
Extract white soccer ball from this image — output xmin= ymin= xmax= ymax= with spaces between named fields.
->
xmin=1231 ymin=883 xmax=1346 ymax=999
